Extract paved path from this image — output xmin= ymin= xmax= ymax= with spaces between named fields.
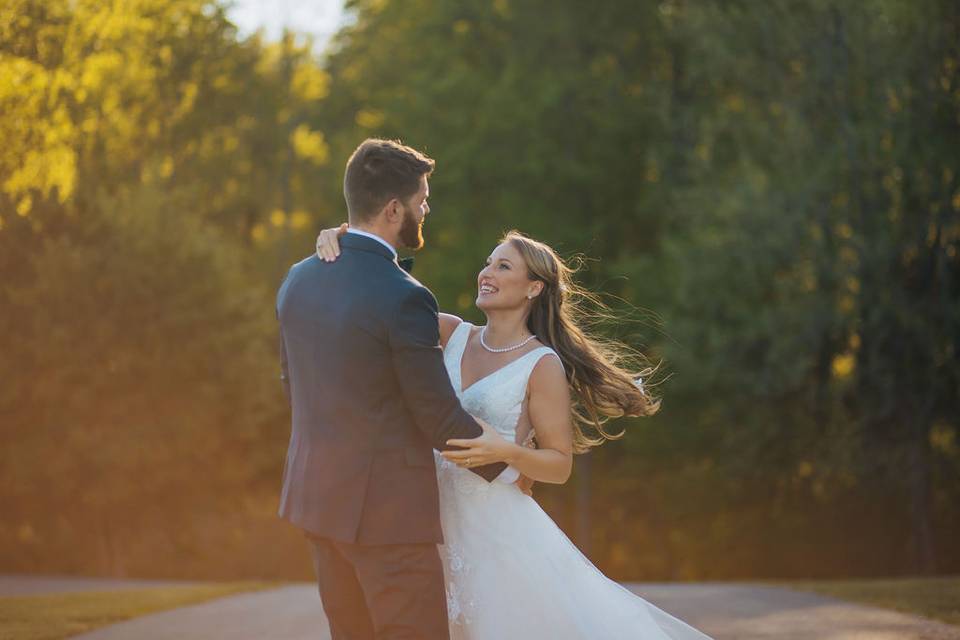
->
xmin=71 ymin=584 xmax=326 ymax=640
xmin=626 ymin=583 xmax=960 ymax=640
xmin=43 ymin=579 xmax=956 ymax=640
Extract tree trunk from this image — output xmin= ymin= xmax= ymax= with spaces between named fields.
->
xmin=906 ymin=422 xmax=936 ymax=574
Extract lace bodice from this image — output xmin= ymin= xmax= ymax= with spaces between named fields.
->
xmin=442 ymin=321 xmax=557 ymax=443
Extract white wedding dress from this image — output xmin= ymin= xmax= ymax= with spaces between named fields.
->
xmin=435 ymin=321 xmax=713 ymax=639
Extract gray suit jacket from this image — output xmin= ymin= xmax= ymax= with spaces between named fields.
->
xmin=276 ymin=233 xmax=507 ymax=545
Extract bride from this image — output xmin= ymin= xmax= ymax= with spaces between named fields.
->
xmin=317 ymin=226 xmax=712 ymax=639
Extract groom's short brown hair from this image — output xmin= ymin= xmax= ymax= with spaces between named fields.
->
xmin=344 ymin=139 xmax=435 ymax=223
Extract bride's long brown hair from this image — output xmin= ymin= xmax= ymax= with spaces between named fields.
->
xmin=504 ymin=230 xmax=662 ymax=453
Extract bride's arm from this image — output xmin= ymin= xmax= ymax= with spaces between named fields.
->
xmin=442 ymin=354 xmax=574 ymax=484
xmin=438 ymin=313 xmax=462 ymax=349
xmin=504 ymin=355 xmax=573 ymax=483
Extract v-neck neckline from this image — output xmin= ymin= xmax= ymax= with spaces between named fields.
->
xmin=457 ymin=325 xmax=544 ymax=395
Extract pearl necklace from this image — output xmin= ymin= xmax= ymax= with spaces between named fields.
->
xmin=479 ymin=326 xmax=537 ymax=353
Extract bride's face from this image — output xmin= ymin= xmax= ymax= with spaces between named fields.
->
xmin=476 ymin=242 xmax=542 ymax=311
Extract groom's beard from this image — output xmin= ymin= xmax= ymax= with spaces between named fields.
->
xmin=399 ymin=204 xmax=424 ymax=250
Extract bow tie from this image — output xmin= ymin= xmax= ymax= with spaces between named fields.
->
xmin=398 ymin=256 xmax=415 ymax=274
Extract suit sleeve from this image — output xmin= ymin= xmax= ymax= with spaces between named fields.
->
xmin=388 ymin=286 xmax=507 ymax=482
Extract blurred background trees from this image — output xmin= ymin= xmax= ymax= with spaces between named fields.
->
xmin=1 ymin=0 xmax=957 ymax=580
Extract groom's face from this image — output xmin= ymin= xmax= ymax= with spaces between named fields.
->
xmin=398 ymin=175 xmax=429 ymax=250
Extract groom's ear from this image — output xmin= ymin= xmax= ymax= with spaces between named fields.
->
xmin=383 ymin=198 xmax=402 ymax=223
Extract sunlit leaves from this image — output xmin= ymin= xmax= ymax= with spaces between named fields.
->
xmin=354 ymin=108 xmax=385 ymax=129
xmin=290 ymin=125 xmax=329 ymax=165
xmin=291 ymin=63 xmax=329 ymax=102
xmin=832 ymin=353 xmax=856 ymax=378
xmin=0 ymin=55 xmax=77 ymax=214
xmin=0 ymin=0 xmax=338 ymax=575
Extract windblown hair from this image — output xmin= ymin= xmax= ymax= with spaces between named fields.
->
xmin=343 ymin=138 xmax=435 ymax=223
xmin=503 ymin=230 xmax=662 ymax=453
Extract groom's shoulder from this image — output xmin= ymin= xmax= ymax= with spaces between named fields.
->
xmin=285 ymin=254 xmax=321 ymax=278
xmin=384 ymin=271 xmax=435 ymax=307
xmin=278 ymin=254 xmax=318 ymax=291
xmin=283 ymin=251 xmax=434 ymax=304
xmin=363 ymin=265 xmax=435 ymax=315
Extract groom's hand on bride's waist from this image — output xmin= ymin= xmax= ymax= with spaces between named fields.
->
xmin=515 ymin=474 xmax=535 ymax=496
xmin=442 ymin=419 xmax=513 ymax=468
xmin=515 ymin=434 xmax=537 ymax=495
xmin=442 ymin=419 xmax=525 ymax=486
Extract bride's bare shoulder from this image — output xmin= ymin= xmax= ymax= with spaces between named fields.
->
xmin=530 ymin=349 xmax=565 ymax=381
xmin=528 ymin=349 xmax=568 ymax=400
xmin=439 ymin=313 xmax=465 ymax=348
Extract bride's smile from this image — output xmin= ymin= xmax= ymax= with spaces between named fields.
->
xmin=475 ymin=242 xmax=543 ymax=311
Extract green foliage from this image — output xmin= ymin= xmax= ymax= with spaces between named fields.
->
xmin=314 ymin=0 xmax=960 ymax=579
xmin=651 ymin=0 xmax=960 ymax=577
xmin=0 ymin=0 xmax=956 ymax=580
xmin=0 ymin=184 xmax=286 ymax=575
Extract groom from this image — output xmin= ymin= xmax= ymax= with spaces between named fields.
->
xmin=277 ymin=138 xmax=518 ymax=639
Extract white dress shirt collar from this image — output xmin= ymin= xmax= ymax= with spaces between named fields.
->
xmin=346 ymin=228 xmax=398 ymax=259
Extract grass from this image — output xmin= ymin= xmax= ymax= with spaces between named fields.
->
xmin=781 ymin=576 xmax=960 ymax=626
xmin=0 ymin=581 xmax=280 ymax=640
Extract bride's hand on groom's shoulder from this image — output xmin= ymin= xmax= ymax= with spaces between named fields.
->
xmin=316 ymin=222 xmax=348 ymax=262
xmin=442 ymin=419 xmax=515 ymax=469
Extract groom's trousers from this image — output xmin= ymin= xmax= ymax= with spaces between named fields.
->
xmin=308 ymin=533 xmax=450 ymax=640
